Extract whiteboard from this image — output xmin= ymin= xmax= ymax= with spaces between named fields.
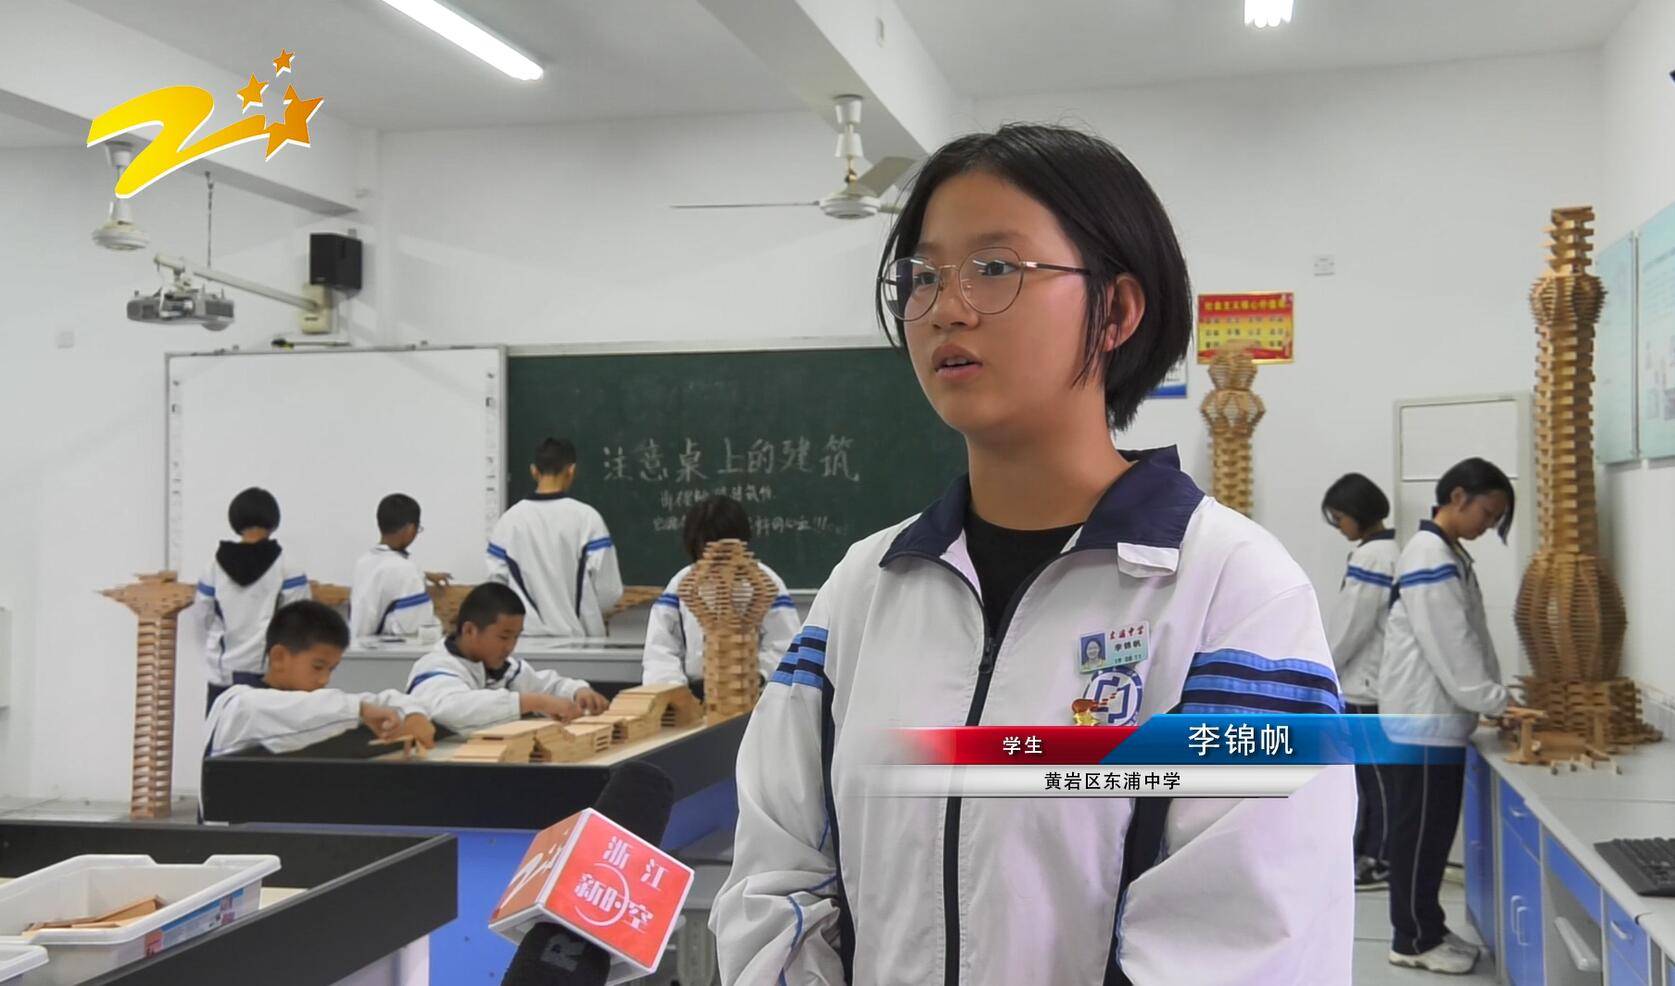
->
xmin=166 ymin=346 xmax=504 ymax=585
xmin=1395 ymin=394 xmax=1532 ymax=679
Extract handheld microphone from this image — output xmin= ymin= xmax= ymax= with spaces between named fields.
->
xmin=499 ymin=761 xmax=676 ymax=986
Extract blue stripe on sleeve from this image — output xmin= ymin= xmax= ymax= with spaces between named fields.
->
xmin=487 ymin=542 xmax=509 ymax=560
xmin=585 ymin=537 xmax=614 ymax=553
xmin=391 ymin=592 xmax=431 ymax=611
xmin=281 ymin=575 xmax=308 ymax=591
xmin=1398 ymin=564 xmax=1460 ymax=588
xmin=196 ymin=582 xmax=215 ymax=597
xmin=1344 ymin=566 xmax=1394 ymax=588
xmin=654 ymin=594 xmax=680 ymax=608
xmin=771 ymin=595 xmax=796 ymax=609
xmin=407 ymin=670 xmax=460 ymax=693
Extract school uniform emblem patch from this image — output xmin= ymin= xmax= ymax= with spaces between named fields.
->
xmin=1082 ymin=667 xmax=1143 ymax=726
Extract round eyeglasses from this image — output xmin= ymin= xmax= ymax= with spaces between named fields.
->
xmin=879 ymin=246 xmax=1090 ymax=322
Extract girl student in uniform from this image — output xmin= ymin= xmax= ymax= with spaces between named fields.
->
xmin=1380 ymin=457 xmax=1517 ymax=975
xmin=1321 ymin=472 xmax=1401 ymax=890
xmin=712 ymin=123 xmax=1355 ymax=986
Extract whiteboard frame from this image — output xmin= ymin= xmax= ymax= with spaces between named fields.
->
xmin=162 ymin=344 xmax=507 ymax=571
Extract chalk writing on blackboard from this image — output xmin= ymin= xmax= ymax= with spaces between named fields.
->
xmin=603 ymin=436 xmax=859 ymax=483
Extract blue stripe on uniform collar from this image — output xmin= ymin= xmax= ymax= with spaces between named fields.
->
xmin=880 ymin=446 xmax=1204 ymax=564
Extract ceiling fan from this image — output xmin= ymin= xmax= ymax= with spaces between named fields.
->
xmin=673 ymin=95 xmax=915 ymax=221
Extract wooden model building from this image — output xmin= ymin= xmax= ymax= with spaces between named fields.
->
xmin=101 ymin=572 xmax=197 ymax=819
xmin=424 ymin=573 xmax=474 ymax=634
xmin=609 ymin=683 xmax=703 ymax=728
xmin=679 ymin=538 xmax=777 ymax=720
xmin=1512 ymin=206 xmax=1653 ymax=749
xmin=1199 ymin=345 xmax=1265 ymax=517
xmin=308 ymin=581 xmax=351 ymax=610
xmin=458 ymin=718 xmax=616 ymax=764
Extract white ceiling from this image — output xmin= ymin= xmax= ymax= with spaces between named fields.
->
xmin=58 ymin=0 xmax=1638 ymax=134
xmin=897 ymin=0 xmax=1639 ymax=96
xmin=64 ymin=0 xmax=804 ymax=131
xmin=0 ymin=110 xmax=77 ymax=148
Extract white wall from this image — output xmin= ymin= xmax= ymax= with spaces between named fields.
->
xmin=1599 ymin=0 xmax=1675 ymax=697
xmin=0 ymin=149 xmax=366 ymax=800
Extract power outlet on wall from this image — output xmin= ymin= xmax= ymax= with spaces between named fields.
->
xmin=1312 ymin=255 xmax=1336 ymax=277
xmin=54 ymin=329 xmax=75 ymax=349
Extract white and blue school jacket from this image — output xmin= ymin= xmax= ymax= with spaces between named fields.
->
xmin=1326 ymin=530 xmax=1400 ymax=706
xmin=204 ymin=682 xmax=426 ymax=757
xmin=1379 ymin=521 xmax=1509 ymax=747
xmin=349 ymin=544 xmax=436 ymax=641
xmin=405 ymin=638 xmax=593 ymax=733
xmin=711 ymin=447 xmax=1354 ymax=986
xmin=193 ymin=547 xmax=311 ymax=687
xmin=641 ymin=563 xmax=801 ymax=687
xmin=487 ymin=493 xmax=624 ymax=637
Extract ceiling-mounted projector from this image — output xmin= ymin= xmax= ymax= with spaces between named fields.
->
xmin=127 ymin=282 xmax=234 ymax=331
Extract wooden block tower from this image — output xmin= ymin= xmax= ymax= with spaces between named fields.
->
xmin=1514 ymin=206 xmax=1652 ymax=747
xmin=101 ymin=573 xmax=197 ymax=819
xmin=1199 ymin=346 xmax=1265 ymax=517
xmin=680 ymin=538 xmax=776 ymax=721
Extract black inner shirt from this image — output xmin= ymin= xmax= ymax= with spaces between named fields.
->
xmin=963 ymin=508 xmax=1081 ymax=634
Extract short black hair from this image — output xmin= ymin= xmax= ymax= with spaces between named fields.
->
xmin=266 ymin=600 xmax=349 ymax=654
xmin=228 ymin=487 xmax=280 ymax=533
xmin=533 ymin=438 xmax=577 ymax=476
xmin=1435 ymin=457 xmax=1516 ymax=542
xmin=876 ymin=123 xmax=1193 ymax=431
xmin=1321 ymin=473 xmax=1390 ymax=531
xmin=377 ymin=493 xmax=421 ymax=535
xmin=458 ymin=582 xmax=526 ymax=632
xmin=682 ymin=495 xmax=751 ymax=562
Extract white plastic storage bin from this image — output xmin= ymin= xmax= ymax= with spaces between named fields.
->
xmin=0 ymin=854 xmax=280 ymax=986
xmin=0 ymin=946 xmax=47 ymax=983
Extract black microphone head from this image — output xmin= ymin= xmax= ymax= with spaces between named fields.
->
xmin=594 ymin=761 xmax=674 ymax=845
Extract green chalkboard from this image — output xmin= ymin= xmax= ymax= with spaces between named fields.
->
xmin=507 ymin=347 xmax=968 ymax=588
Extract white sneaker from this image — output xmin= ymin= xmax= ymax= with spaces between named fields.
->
xmin=1443 ymin=932 xmax=1481 ymax=955
xmin=1388 ymin=943 xmax=1479 ymax=974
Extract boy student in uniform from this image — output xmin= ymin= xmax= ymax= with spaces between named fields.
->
xmin=349 ymin=493 xmax=436 ymax=641
xmin=1321 ymin=472 xmax=1401 ymax=892
xmin=406 ymin=582 xmax=609 ymax=734
xmin=713 ymin=124 xmax=1355 ymax=986
xmin=487 ymin=438 xmax=624 ymax=637
xmin=1380 ymin=457 xmax=1517 ymax=975
xmin=641 ymin=496 xmax=800 ymax=694
xmin=194 ymin=487 xmax=311 ymax=712
xmin=205 ymin=600 xmax=435 ymax=757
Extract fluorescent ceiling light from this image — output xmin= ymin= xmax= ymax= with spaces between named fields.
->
xmin=374 ymin=0 xmax=543 ymax=81
xmin=1244 ymin=0 xmax=1293 ymax=28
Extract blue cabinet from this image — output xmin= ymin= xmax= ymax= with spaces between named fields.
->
xmin=1465 ymin=746 xmax=1497 ymax=957
xmin=1500 ymin=790 xmax=1544 ymax=986
xmin=1605 ymin=896 xmax=1650 ymax=985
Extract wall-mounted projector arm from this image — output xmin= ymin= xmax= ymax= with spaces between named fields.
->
xmin=154 ymin=254 xmax=321 ymax=313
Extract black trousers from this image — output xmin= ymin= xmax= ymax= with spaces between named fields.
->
xmin=1346 ymin=702 xmax=1390 ymax=864
xmin=1387 ymin=748 xmax=1465 ymax=954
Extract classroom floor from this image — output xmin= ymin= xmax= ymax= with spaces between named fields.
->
xmin=1354 ymin=867 xmax=1498 ymax=984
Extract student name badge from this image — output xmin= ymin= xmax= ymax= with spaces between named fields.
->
xmin=1077 ymin=622 xmax=1149 ymax=675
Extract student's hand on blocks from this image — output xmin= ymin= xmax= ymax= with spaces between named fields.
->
xmin=398 ymin=713 xmax=437 ymax=750
xmin=520 ymin=693 xmax=580 ymax=722
xmin=359 ymin=702 xmax=403 ymax=738
xmin=575 ymin=687 xmax=609 ymax=715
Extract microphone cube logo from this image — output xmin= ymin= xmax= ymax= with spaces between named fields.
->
xmin=491 ymin=808 xmax=694 ymax=978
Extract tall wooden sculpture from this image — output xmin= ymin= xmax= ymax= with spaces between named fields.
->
xmin=1200 ymin=346 xmax=1265 ymax=517
xmin=1514 ymin=207 xmax=1652 ymax=746
xmin=102 ymin=573 xmax=196 ymax=819
xmin=679 ymin=539 xmax=775 ymax=721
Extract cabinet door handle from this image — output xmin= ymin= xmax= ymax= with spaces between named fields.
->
xmin=1609 ymin=919 xmax=1631 ymax=942
xmin=1553 ymin=916 xmax=1601 ymax=972
xmin=1511 ymin=896 xmax=1525 ymax=943
xmin=1508 ymin=805 xmax=1530 ymax=819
